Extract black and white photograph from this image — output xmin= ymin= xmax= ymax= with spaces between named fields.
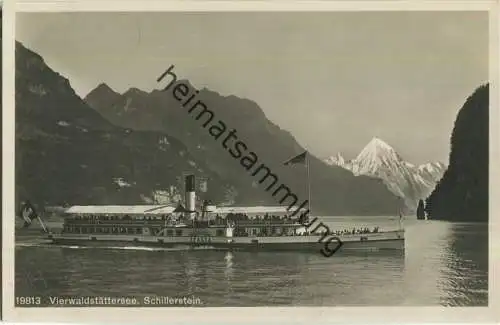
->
xmin=3 ymin=4 xmax=496 ymax=321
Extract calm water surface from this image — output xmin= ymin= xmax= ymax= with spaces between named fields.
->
xmin=15 ymin=217 xmax=488 ymax=306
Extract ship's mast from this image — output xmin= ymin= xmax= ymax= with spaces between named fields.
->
xmin=37 ymin=215 xmax=49 ymax=233
xmin=306 ymin=154 xmax=311 ymax=214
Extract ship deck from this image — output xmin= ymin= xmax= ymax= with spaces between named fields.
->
xmin=48 ymin=230 xmax=405 ymax=252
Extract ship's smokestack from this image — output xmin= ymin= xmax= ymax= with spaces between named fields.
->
xmin=185 ymin=174 xmax=196 ymax=218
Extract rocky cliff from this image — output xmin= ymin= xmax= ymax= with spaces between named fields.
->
xmin=425 ymin=84 xmax=489 ymax=222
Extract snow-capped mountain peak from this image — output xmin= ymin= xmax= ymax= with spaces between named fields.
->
xmin=417 ymin=162 xmax=447 ymax=183
xmin=324 ymin=137 xmax=447 ymax=212
xmin=324 ymin=152 xmax=346 ymax=167
xmin=352 ymin=137 xmax=403 ymax=176
xmin=405 ymin=161 xmax=416 ymax=169
xmin=356 ymin=137 xmax=399 ymax=160
xmin=418 ymin=162 xmax=446 ymax=174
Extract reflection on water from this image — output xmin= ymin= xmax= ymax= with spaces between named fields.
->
xmin=224 ymin=252 xmax=234 ymax=279
xmin=15 ymin=217 xmax=488 ymax=306
xmin=442 ymin=223 xmax=488 ymax=306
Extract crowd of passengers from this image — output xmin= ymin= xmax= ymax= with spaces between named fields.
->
xmin=70 ymin=215 xmax=169 ymax=221
xmin=67 ymin=214 xmax=380 ymax=235
xmin=212 ymin=213 xmax=296 ymax=225
xmin=69 ymin=213 xmax=299 ymax=224
xmin=233 ymin=226 xmax=380 ymax=237
xmin=333 ymin=227 xmax=379 ymax=235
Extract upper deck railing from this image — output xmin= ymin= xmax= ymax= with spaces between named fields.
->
xmin=63 ymin=215 xmax=302 ymax=227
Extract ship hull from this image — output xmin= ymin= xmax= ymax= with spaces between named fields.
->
xmin=48 ymin=230 xmax=405 ymax=253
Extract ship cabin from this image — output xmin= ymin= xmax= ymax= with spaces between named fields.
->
xmin=60 ymin=205 xmax=307 ymax=238
xmin=205 ymin=206 xmax=307 ymax=237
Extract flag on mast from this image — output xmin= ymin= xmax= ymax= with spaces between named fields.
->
xmin=283 ymin=151 xmax=308 ymax=166
xmin=18 ymin=201 xmax=38 ymax=228
xmin=284 ymin=151 xmax=312 ymax=214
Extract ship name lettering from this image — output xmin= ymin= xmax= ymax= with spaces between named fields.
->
xmin=191 ymin=235 xmax=211 ymax=244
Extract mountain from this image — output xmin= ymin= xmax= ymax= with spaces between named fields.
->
xmin=425 ymin=84 xmax=489 ymax=222
xmin=324 ymin=153 xmax=345 ymax=166
xmin=15 ymin=41 xmax=255 ymax=208
xmin=85 ymin=77 xmax=403 ymax=215
xmin=417 ymin=162 xmax=448 ymax=184
xmin=324 ymin=138 xmax=446 ymax=212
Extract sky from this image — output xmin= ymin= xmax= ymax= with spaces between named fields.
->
xmin=16 ymin=11 xmax=489 ymax=165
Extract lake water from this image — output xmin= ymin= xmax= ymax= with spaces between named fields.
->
xmin=14 ymin=216 xmax=488 ymax=306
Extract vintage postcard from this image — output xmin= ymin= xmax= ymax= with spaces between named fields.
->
xmin=2 ymin=0 xmax=499 ymax=323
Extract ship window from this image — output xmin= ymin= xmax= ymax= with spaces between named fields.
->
xmin=252 ymin=229 xmax=257 ymax=236
xmin=167 ymin=229 xmax=174 ymax=236
xmin=176 ymin=229 xmax=183 ymax=236
xmin=216 ymin=229 xmax=224 ymax=236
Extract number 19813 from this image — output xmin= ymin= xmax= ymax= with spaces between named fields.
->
xmin=16 ymin=296 xmax=42 ymax=305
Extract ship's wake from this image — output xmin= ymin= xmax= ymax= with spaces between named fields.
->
xmin=15 ymin=242 xmax=220 ymax=252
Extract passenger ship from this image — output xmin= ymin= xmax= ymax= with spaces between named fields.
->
xmin=28 ymin=175 xmax=405 ymax=253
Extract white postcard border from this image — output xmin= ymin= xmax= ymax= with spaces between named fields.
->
xmin=2 ymin=0 xmax=499 ymax=323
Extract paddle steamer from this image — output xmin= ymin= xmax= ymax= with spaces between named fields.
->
xmin=29 ymin=175 xmax=405 ymax=253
